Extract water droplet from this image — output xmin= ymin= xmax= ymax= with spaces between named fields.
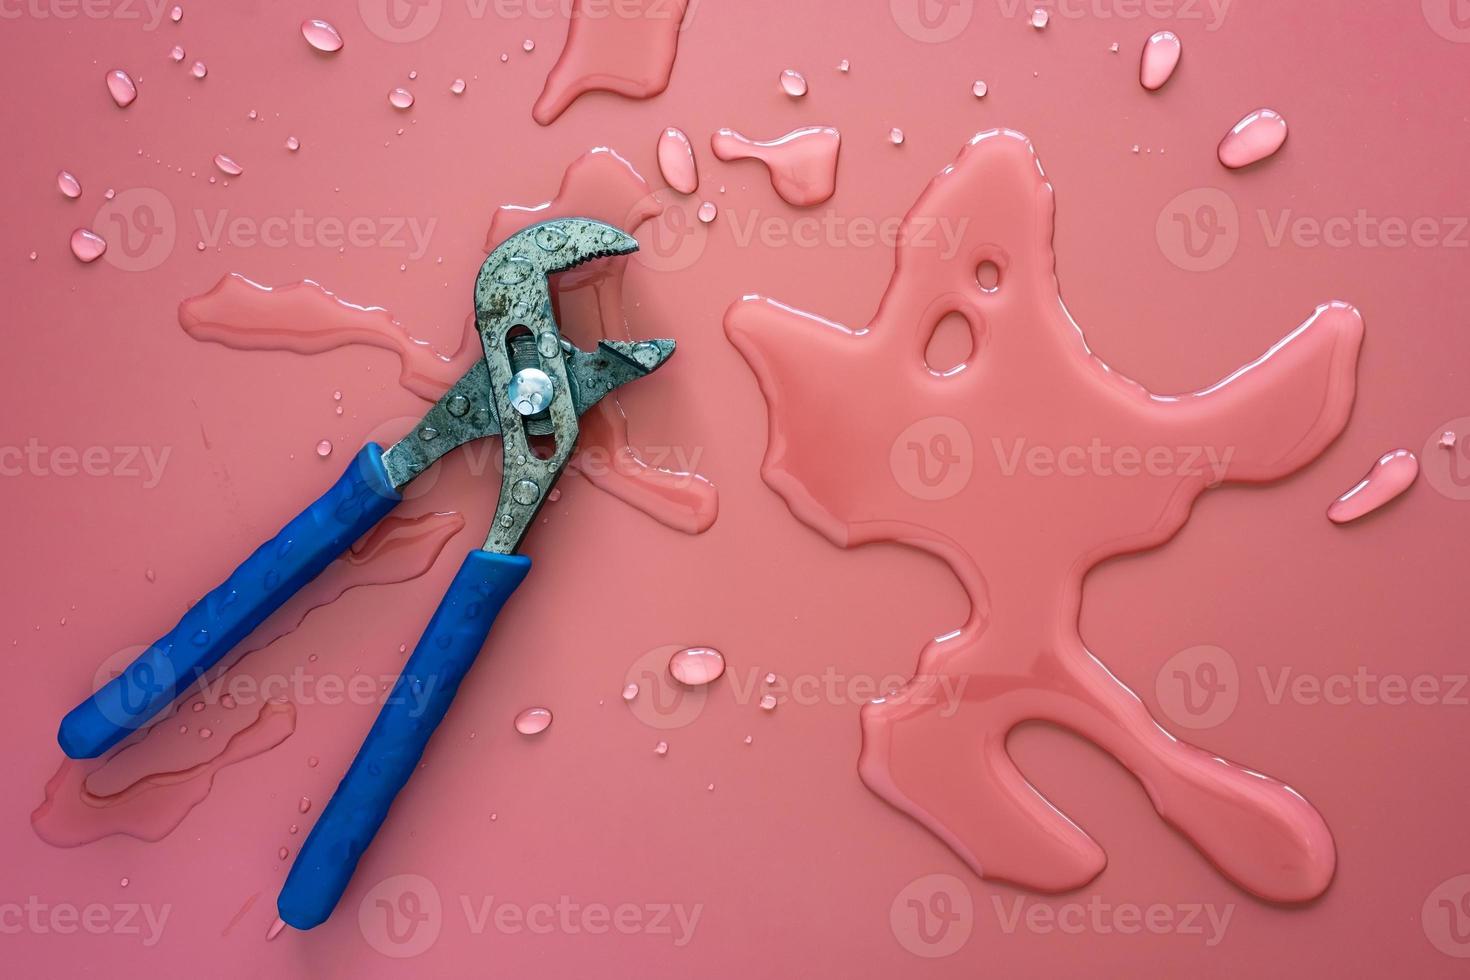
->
xmin=759 ymin=694 xmax=777 ymax=711
xmin=514 ymin=706 xmax=552 ymax=735
xmin=213 ymin=153 xmax=242 ymax=176
xmin=697 ymin=201 xmax=717 ymax=223
xmin=169 ymin=45 xmax=185 ymax=62
xmin=192 ymin=701 xmax=205 ymax=713
xmin=104 ymin=188 xmax=114 ymax=200
xmin=28 ymin=251 xmax=37 ymax=261
xmin=836 ymin=59 xmax=850 ymax=72
xmin=178 ymin=725 xmax=187 ymax=734
xmin=389 ymin=87 xmax=414 ymax=109
xmin=221 ymin=694 xmax=236 ymax=709
xmin=548 ymin=488 xmax=561 ymax=502
xmin=621 ymin=682 xmax=639 ymax=701
xmin=418 ymin=425 xmax=438 ymax=441
xmin=706 ymin=783 xmax=715 ymax=792
xmin=972 ymin=79 xmax=988 ymax=98
xmin=57 ymin=170 xmax=81 ymax=199
xmin=657 ymin=126 xmax=698 ymax=195
xmin=199 ymin=727 xmax=213 ymax=738
xmin=1327 ymin=450 xmax=1418 ymax=525
xmin=169 ymin=4 xmax=181 ymax=22
xmin=145 ymin=568 xmax=156 ymax=582
xmin=190 ymin=60 xmax=207 ymax=79
xmin=743 ymin=735 xmax=753 ymax=744
xmin=301 ymin=19 xmax=344 ymax=53
xmin=1030 ymin=8 xmax=1050 ymax=28
xmin=247 ymin=109 xmax=258 ymax=121
xmin=490 ymin=812 xmax=498 ymax=821
xmin=1109 ymin=41 xmax=1119 ymax=52
xmin=889 ymin=127 xmax=905 ymax=146
xmin=285 ymin=136 xmax=300 ymax=151
xmin=298 ymin=796 xmax=311 ymax=814
xmin=106 ymin=69 xmax=137 ymax=107
xmin=500 ymin=53 xmax=509 ymax=63
xmin=450 ymin=78 xmax=466 ymax=95
xmin=654 ymin=740 xmax=668 ymax=755
xmin=779 ymin=68 xmax=807 ymax=97
xmin=764 ymin=672 xmax=776 ymax=684
xmin=289 ymin=824 xmax=299 ymax=834
xmin=277 ymin=846 xmax=289 ymax=860
xmin=307 ymin=756 xmax=319 ymax=768
xmin=1218 ymin=108 xmax=1288 ymax=169
xmin=522 ymin=38 xmax=535 ymax=52
xmin=668 ymin=647 xmax=725 ymax=686
xmin=311 ymin=439 xmax=332 ymax=458
xmin=1140 ymin=31 xmax=1182 ymax=91
xmin=266 ymin=918 xmax=287 ymax=941
xmin=69 ymin=228 xmax=106 ymax=263
xmin=1439 ymin=431 xmax=1457 ymax=449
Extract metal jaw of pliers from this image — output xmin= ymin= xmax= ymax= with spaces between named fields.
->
xmin=56 ymin=218 xmax=675 ymax=930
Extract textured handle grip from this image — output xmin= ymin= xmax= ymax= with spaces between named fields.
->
xmin=277 ymin=549 xmax=531 ymax=930
xmin=58 ymin=444 xmax=402 ymax=759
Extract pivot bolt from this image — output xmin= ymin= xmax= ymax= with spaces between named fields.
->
xmin=507 ymin=368 xmax=553 ymax=416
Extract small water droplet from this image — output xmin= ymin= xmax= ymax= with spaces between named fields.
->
xmin=764 ymin=672 xmax=776 ymax=684
xmin=199 ymin=727 xmax=213 ymax=738
xmin=106 ymin=69 xmax=137 ymax=107
xmin=408 ymin=69 xmax=418 ymax=80
xmin=668 ymin=647 xmax=726 ymax=686
xmin=743 ymin=735 xmax=753 ymax=744
xmin=621 ymin=682 xmax=639 ymax=701
xmin=69 ymin=228 xmax=106 ymax=263
xmin=145 ymin=568 xmax=156 ymax=582
xmin=1030 ymin=8 xmax=1050 ymax=28
xmin=450 ymin=78 xmax=466 ymax=95
xmin=779 ymin=68 xmax=807 ymax=97
xmin=514 ymin=706 xmax=552 ymax=735
xmin=192 ymin=701 xmax=205 ymax=712
xmin=190 ymin=60 xmax=207 ymax=79
xmin=888 ymin=127 xmax=905 ymax=146
xmin=277 ymin=846 xmax=289 ymax=860
xmin=836 ymin=59 xmax=850 ymax=72
xmin=221 ymin=694 xmax=236 ymax=709
xmin=213 ymin=153 xmax=243 ymax=176
xmin=169 ymin=4 xmax=182 ymax=22
xmin=490 ymin=812 xmax=498 ymax=821
xmin=500 ymin=53 xmax=509 ymax=63
xmin=522 ymin=38 xmax=535 ymax=52
xmin=1109 ymin=41 xmax=1119 ymax=52
xmin=1139 ymin=30 xmax=1182 ymax=91
xmin=307 ymin=756 xmax=319 ymax=768
xmin=28 ymin=251 xmax=37 ymax=261
xmin=266 ymin=918 xmax=287 ymax=941
xmin=301 ymin=18 xmax=344 ymax=53
xmin=759 ymin=694 xmax=777 ymax=711
xmin=1439 ymin=431 xmax=1457 ymax=449
xmin=697 ymin=201 xmax=717 ymax=223
xmin=548 ymin=488 xmax=561 ymax=502
xmin=654 ymin=740 xmax=668 ymax=755
xmin=389 ymin=87 xmax=414 ymax=109
xmin=57 ymin=170 xmax=82 ymax=199
xmin=706 ymin=783 xmax=715 ymax=792
xmin=315 ymin=439 xmax=332 ymax=457
xmin=178 ymin=725 xmax=187 ymax=734
xmin=289 ymin=824 xmax=299 ymax=834
xmin=418 ymin=425 xmax=438 ymax=441
xmin=971 ymin=79 xmax=988 ymax=98
xmin=298 ymin=796 xmax=311 ymax=814
xmin=1218 ymin=108 xmax=1288 ymax=169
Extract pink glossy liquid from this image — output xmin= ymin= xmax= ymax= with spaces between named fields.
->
xmin=533 ymin=0 xmax=690 ymax=125
xmin=710 ymin=127 xmax=841 ymax=207
xmin=1328 ymin=449 xmax=1418 ymax=524
xmin=726 ymin=130 xmax=1361 ymax=902
xmin=1139 ymin=31 xmax=1182 ymax=91
xmin=1219 ymin=108 xmax=1289 ymax=169
xmin=656 ymin=127 xmax=698 ymax=194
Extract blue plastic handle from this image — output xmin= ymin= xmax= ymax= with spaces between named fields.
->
xmin=58 ymin=444 xmax=402 ymax=759
xmin=277 ymin=549 xmax=531 ymax=930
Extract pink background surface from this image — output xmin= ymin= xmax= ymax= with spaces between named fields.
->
xmin=3 ymin=0 xmax=1470 ymax=976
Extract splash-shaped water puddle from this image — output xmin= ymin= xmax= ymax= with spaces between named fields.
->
xmin=725 ymin=129 xmax=1362 ymax=903
xmin=711 ymin=127 xmax=841 ymax=207
xmin=533 ymin=0 xmax=690 ymax=124
xmin=1328 ymin=449 xmax=1417 ymax=524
